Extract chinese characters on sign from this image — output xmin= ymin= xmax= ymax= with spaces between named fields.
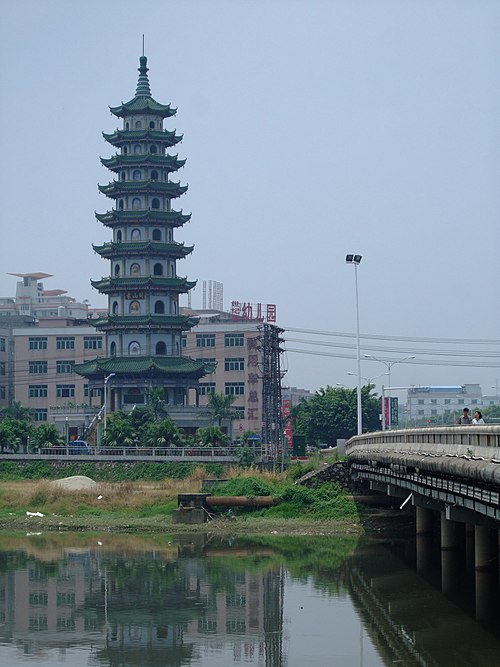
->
xmin=282 ymin=399 xmax=293 ymax=449
xmin=231 ymin=301 xmax=277 ymax=323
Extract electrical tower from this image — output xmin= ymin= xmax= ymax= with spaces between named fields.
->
xmin=261 ymin=323 xmax=285 ymax=464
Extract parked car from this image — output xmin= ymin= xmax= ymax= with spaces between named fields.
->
xmin=68 ymin=440 xmax=92 ymax=455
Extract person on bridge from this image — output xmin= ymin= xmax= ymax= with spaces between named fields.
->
xmin=456 ymin=407 xmax=472 ymax=424
xmin=472 ymin=410 xmax=485 ymax=424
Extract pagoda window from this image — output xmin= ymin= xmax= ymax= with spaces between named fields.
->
xmin=167 ymin=229 xmax=173 ymax=242
xmin=135 ymin=120 xmax=142 ymax=129
xmin=130 ymin=263 xmax=141 ymax=276
xmin=169 ymin=264 xmax=175 ymax=277
xmin=171 ymin=301 xmax=177 ymax=315
xmin=112 ymin=301 xmax=119 ymax=314
xmin=123 ymin=146 xmax=128 ymax=154
xmin=110 ymin=342 xmax=117 ymax=356
xmin=114 ymin=264 xmax=120 ymax=276
xmin=131 ymin=228 xmax=141 ymax=240
xmin=129 ymin=341 xmax=141 ymax=355
xmin=133 ymin=144 xmax=141 ymax=154
xmin=133 ymin=169 xmax=141 ymax=180
xmin=132 ymin=197 xmax=141 ymax=209
xmin=129 ymin=301 xmax=140 ymax=314
xmin=150 ymin=145 xmax=158 ymax=154
xmin=116 ymin=230 xmax=122 ymax=242
xmin=175 ymin=341 xmax=180 ymax=355
xmin=151 ymin=170 xmax=159 ymax=180
xmin=125 ymin=122 xmax=130 ymax=129
xmin=152 ymin=229 xmax=161 ymax=241
xmin=149 ymin=121 xmax=155 ymax=129
xmin=120 ymin=172 xmax=126 ymax=181
xmin=154 ymin=300 xmax=165 ymax=314
xmin=153 ymin=263 xmax=163 ymax=276
xmin=119 ymin=200 xmax=124 ymax=210
xmin=156 ymin=341 xmax=166 ymax=355
xmin=151 ymin=198 xmax=160 ymax=209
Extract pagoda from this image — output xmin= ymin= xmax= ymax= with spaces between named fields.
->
xmin=75 ymin=55 xmax=209 ymax=411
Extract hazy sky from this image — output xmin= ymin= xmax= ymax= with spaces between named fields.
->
xmin=1 ymin=0 xmax=499 ymax=396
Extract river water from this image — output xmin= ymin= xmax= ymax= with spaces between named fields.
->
xmin=0 ymin=527 xmax=499 ymax=666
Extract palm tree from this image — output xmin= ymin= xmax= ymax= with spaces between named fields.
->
xmin=204 ymin=392 xmax=237 ymax=429
xmin=1 ymin=401 xmax=31 ymax=422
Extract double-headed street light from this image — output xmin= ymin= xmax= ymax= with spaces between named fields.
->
xmin=103 ymin=373 xmax=116 ymax=437
xmin=346 ymin=254 xmax=362 ymax=435
xmin=364 ymin=354 xmax=415 ymax=429
xmin=347 ymin=371 xmax=389 ymax=386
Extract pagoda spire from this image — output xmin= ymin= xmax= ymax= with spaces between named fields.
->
xmin=135 ymin=55 xmax=151 ymax=97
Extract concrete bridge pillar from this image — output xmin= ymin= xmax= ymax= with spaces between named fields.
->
xmin=440 ymin=513 xmax=463 ymax=596
xmin=416 ymin=507 xmax=435 ymax=573
xmin=465 ymin=523 xmax=475 ymax=572
xmin=474 ymin=525 xmax=498 ymax=622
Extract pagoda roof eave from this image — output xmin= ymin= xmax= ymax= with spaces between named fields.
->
xmin=92 ymin=315 xmax=199 ymax=329
xmin=92 ymin=241 xmax=194 ymax=258
xmin=74 ymin=355 xmax=207 ymax=379
xmin=100 ymin=154 xmax=186 ymax=171
xmin=109 ymin=97 xmax=177 ymax=119
xmin=102 ymin=129 xmax=183 ymax=147
xmin=91 ymin=276 xmax=197 ymax=294
xmin=95 ymin=209 xmax=191 ymax=227
xmin=98 ymin=180 xmax=188 ymax=198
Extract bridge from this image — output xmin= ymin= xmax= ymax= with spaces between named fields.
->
xmin=345 ymin=424 xmax=500 ymax=619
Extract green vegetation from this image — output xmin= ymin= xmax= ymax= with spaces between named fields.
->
xmin=292 ymin=384 xmax=380 ymax=445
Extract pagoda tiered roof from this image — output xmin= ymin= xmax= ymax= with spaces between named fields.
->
xmin=93 ymin=241 xmax=194 ymax=259
xmin=74 ymin=355 xmax=208 ymax=379
xmin=109 ymin=97 xmax=176 ymax=118
xmin=92 ymin=314 xmax=199 ymax=331
xmin=103 ymin=128 xmax=183 ymax=148
xmin=100 ymin=153 xmax=186 ymax=171
xmin=95 ymin=209 xmax=191 ymax=227
xmin=98 ymin=180 xmax=188 ymax=198
xmin=91 ymin=276 xmax=197 ymax=294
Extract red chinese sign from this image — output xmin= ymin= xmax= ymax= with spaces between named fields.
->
xmin=282 ymin=399 xmax=293 ymax=449
xmin=231 ymin=301 xmax=277 ymax=323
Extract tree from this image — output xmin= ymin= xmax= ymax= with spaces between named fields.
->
xmin=1 ymin=401 xmax=31 ymax=422
xmin=0 ymin=419 xmax=34 ymax=453
xmin=292 ymin=385 xmax=380 ymax=446
xmin=142 ymin=417 xmax=182 ymax=448
xmin=31 ymin=423 xmax=63 ymax=449
xmin=196 ymin=426 xmax=230 ymax=447
xmin=145 ymin=387 xmax=168 ymax=421
xmin=204 ymin=392 xmax=237 ymax=428
xmin=482 ymin=404 xmax=500 ymax=421
xmin=103 ymin=410 xmax=138 ymax=447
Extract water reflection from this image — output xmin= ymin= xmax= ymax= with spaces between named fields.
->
xmin=0 ymin=530 xmax=498 ymax=666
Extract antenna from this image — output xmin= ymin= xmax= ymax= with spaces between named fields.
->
xmin=142 ymin=34 xmax=145 ymax=57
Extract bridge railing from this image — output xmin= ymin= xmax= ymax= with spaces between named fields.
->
xmin=347 ymin=425 xmax=500 ymax=449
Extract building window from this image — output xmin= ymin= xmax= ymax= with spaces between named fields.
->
xmin=196 ymin=334 xmax=216 ymax=348
xmin=29 ymin=384 xmax=48 ymax=398
xmin=29 ymin=337 xmax=48 ymax=350
xmin=155 ymin=341 xmax=166 ymax=355
xmin=56 ymin=361 xmax=73 ymax=374
xmin=153 ymin=262 xmax=163 ymax=276
xmin=32 ymin=408 xmax=48 ymax=422
xmin=84 ymin=336 xmax=103 ymax=350
xmin=471 ymin=399 xmax=478 ymax=405
xmin=225 ymin=382 xmax=244 ymax=396
xmin=444 ymin=399 xmax=451 ymax=405
xmin=225 ymin=358 xmax=245 ymax=371
xmin=225 ymin=334 xmax=244 ymax=347
xmin=84 ymin=384 xmax=89 ymax=397
xmin=0 ymin=386 xmax=5 ymax=399
xmin=0 ymin=362 xmax=5 ymax=375
xmin=234 ymin=406 xmax=245 ymax=419
xmin=418 ymin=410 xmax=424 ymax=416
xmin=152 ymin=228 xmax=161 ymax=241
xmin=458 ymin=399 xmax=464 ymax=405
xmin=29 ymin=361 xmax=48 ymax=375
xmin=154 ymin=300 xmax=165 ymax=314
xmin=431 ymin=409 xmax=437 ymax=415
xmin=0 ymin=338 xmax=5 ymax=352
xmin=430 ymin=399 xmax=437 ymax=405
xmin=56 ymin=384 xmax=75 ymax=398
xmin=181 ymin=336 xmax=187 ymax=348
xmin=417 ymin=399 xmax=424 ymax=405
xmin=199 ymin=383 xmax=216 ymax=396
xmin=56 ymin=337 xmax=75 ymax=350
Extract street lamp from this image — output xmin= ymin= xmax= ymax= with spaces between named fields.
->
xmin=346 ymin=254 xmax=362 ymax=435
xmin=364 ymin=354 xmax=415 ymax=429
xmin=347 ymin=371 xmax=389 ymax=385
xmin=103 ymin=373 xmax=116 ymax=437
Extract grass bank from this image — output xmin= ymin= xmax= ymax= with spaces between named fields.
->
xmin=0 ymin=462 xmax=365 ymax=536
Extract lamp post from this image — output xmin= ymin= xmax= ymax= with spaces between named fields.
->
xmin=103 ymin=373 xmax=116 ymax=437
xmin=346 ymin=254 xmax=362 ymax=435
xmin=347 ymin=371 xmax=389 ymax=386
xmin=364 ymin=354 xmax=415 ymax=429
